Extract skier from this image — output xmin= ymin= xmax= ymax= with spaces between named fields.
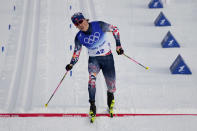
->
xmin=65 ymin=12 xmax=124 ymax=122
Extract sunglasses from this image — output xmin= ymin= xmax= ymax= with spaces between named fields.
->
xmin=74 ymin=19 xmax=84 ymax=26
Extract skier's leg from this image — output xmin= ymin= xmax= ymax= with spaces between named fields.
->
xmin=101 ymin=54 xmax=116 ymax=93
xmin=88 ymin=71 xmax=97 ymax=116
xmin=101 ymin=54 xmax=116 ymax=117
xmin=88 ymin=57 xmax=100 ymax=115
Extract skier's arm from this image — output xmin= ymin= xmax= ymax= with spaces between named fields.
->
xmin=99 ymin=21 xmax=124 ymax=55
xmin=66 ymin=37 xmax=82 ymax=71
xmin=70 ymin=37 xmax=82 ymax=66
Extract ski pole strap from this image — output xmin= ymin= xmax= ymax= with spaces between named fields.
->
xmin=123 ymin=54 xmax=149 ymax=70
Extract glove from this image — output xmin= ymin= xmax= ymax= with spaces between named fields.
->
xmin=65 ymin=64 xmax=73 ymax=71
xmin=116 ymin=47 xmax=124 ymax=55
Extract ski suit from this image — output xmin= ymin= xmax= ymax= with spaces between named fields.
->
xmin=70 ymin=21 xmax=122 ymax=102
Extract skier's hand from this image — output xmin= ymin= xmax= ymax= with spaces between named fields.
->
xmin=116 ymin=46 xmax=124 ymax=55
xmin=65 ymin=64 xmax=73 ymax=71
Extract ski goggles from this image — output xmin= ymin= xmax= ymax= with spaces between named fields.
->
xmin=74 ymin=19 xmax=84 ymax=26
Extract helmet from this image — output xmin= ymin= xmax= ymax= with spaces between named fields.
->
xmin=71 ymin=12 xmax=85 ymax=24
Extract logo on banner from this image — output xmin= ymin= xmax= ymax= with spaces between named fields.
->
xmin=84 ymin=32 xmax=100 ymax=44
xmin=154 ymin=12 xmax=171 ymax=26
xmin=148 ymin=0 xmax=163 ymax=8
xmin=161 ymin=31 xmax=180 ymax=48
xmin=170 ymin=54 xmax=192 ymax=74
xmin=178 ymin=65 xmax=185 ymax=73
xmin=160 ymin=19 xmax=166 ymax=25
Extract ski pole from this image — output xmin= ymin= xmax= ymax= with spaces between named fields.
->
xmin=123 ymin=54 xmax=149 ymax=70
xmin=45 ymin=71 xmax=69 ymax=107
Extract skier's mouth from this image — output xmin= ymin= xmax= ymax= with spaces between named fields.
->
xmin=79 ymin=26 xmax=85 ymax=31
xmin=80 ymin=26 xmax=84 ymax=29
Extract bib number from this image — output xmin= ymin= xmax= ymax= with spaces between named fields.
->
xmin=96 ymin=49 xmax=104 ymax=55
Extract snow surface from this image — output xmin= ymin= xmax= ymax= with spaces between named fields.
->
xmin=0 ymin=0 xmax=197 ymax=130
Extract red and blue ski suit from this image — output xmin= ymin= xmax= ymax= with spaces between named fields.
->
xmin=70 ymin=21 xmax=122 ymax=102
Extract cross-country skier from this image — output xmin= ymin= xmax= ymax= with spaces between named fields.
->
xmin=65 ymin=12 xmax=124 ymax=122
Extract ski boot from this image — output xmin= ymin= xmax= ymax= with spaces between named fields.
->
xmin=107 ymin=92 xmax=115 ymax=118
xmin=89 ymin=101 xmax=96 ymax=123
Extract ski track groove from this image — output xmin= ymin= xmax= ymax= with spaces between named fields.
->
xmin=5 ymin=0 xmax=41 ymax=112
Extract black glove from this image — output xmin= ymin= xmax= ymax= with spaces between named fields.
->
xmin=65 ymin=64 xmax=73 ymax=71
xmin=116 ymin=48 xmax=124 ymax=55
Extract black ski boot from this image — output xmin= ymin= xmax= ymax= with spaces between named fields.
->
xmin=107 ymin=91 xmax=115 ymax=118
xmin=89 ymin=101 xmax=96 ymax=123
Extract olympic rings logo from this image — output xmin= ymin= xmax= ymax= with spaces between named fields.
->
xmin=84 ymin=32 xmax=100 ymax=44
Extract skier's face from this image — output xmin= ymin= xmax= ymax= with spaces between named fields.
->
xmin=75 ymin=19 xmax=89 ymax=32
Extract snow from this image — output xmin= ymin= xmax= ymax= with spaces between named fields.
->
xmin=0 ymin=0 xmax=197 ymax=130
xmin=1 ymin=116 xmax=197 ymax=131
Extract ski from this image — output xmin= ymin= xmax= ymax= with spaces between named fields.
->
xmin=89 ymin=109 xmax=96 ymax=123
xmin=90 ymin=114 xmax=96 ymax=123
xmin=90 ymin=108 xmax=114 ymax=123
